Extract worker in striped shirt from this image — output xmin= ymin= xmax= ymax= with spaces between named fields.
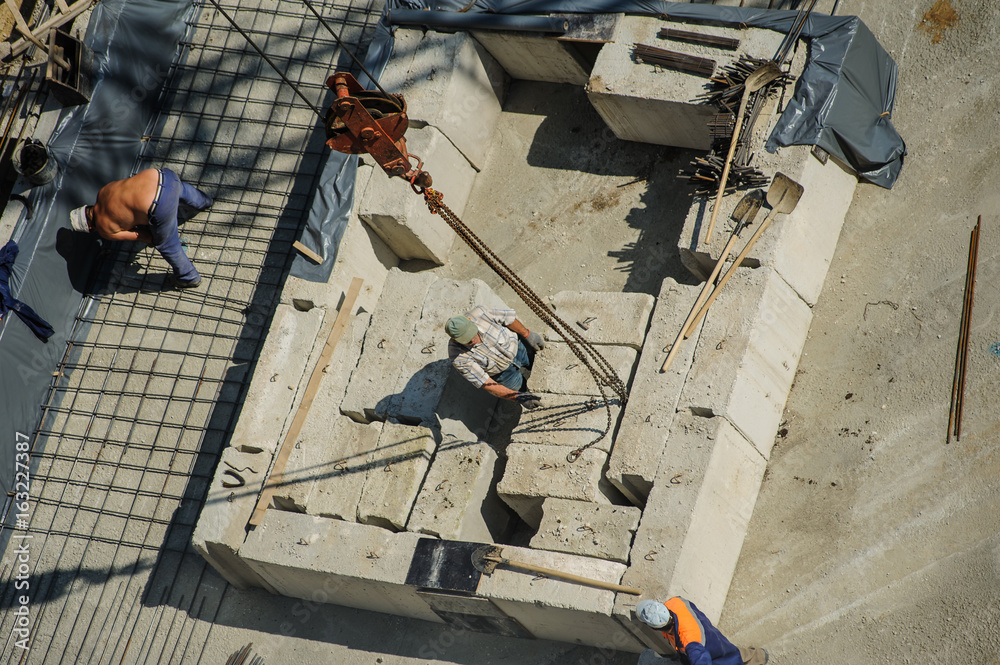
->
xmin=445 ymin=305 xmax=546 ymax=409
xmin=636 ymin=597 xmax=768 ymax=665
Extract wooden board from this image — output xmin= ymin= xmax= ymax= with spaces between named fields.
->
xmin=247 ymin=277 xmax=364 ymax=527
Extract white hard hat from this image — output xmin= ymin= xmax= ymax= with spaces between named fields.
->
xmin=636 ymin=600 xmax=672 ymax=629
xmin=70 ymin=206 xmax=89 ymax=233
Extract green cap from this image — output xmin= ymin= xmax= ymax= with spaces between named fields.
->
xmin=445 ymin=316 xmax=477 ymax=344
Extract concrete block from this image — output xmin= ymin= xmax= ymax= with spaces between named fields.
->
xmin=434 ymin=369 xmax=502 ymax=444
xmin=678 ymin=266 xmax=811 ymax=458
xmin=476 ymin=544 xmax=644 ymax=651
xmin=271 ymin=417 xmax=383 ymax=521
xmin=192 ymin=447 xmax=274 ymax=590
xmin=240 ymin=511 xmax=441 ymax=622
xmin=530 ymin=342 xmax=638 ymax=396
xmin=358 ymin=125 xmax=473 ymax=263
xmin=544 ymin=290 xmax=655 ymax=349
xmin=615 ymin=413 xmax=765 ymax=623
xmin=679 ymin=146 xmax=856 ymax=307
xmin=230 ymin=304 xmax=324 ymax=455
xmin=357 ymin=420 xmax=436 ymax=530
xmin=530 ymin=498 xmax=641 ymax=564
xmin=586 ymin=17 xmax=784 ymax=149
xmin=496 ymin=443 xmax=609 ymax=528
xmin=502 ymin=393 xmax=623 ymax=454
xmin=390 ymin=29 xmax=506 ymax=170
xmin=392 ymin=278 xmax=507 ymax=426
xmin=472 ymin=31 xmax=590 ymax=85
xmin=608 ymin=278 xmax=704 ymax=507
xmin=340 ymin=268 xmax=437 ymax=423
xmin=407 ymin=439 xmax=505 ymax=543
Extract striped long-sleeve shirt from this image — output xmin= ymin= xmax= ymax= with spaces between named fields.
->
xmin=448 ymin=306 xmax=519 ymax=388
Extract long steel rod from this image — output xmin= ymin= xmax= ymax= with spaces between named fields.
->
xmin=949 ymin=216 xmax=979 ymax=442
xmin=956 ymin=217 xmax=980 ymax=440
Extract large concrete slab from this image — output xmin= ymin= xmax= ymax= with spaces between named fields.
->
xmin=387 ymin=28 xmax=506 ymax=171
xmin=240 ymin=511 xmax=441 ymax=622
xmin=544 ymin=290 xmax=655 ymax=349
xmin=357 ymin=420 xmax=436 ymax=530
xmin=407 ymin=438 xmax=506 ymax=543
xmin=607 ymin=278 xmax=704 ymax=507
xmin=192 ymin=447 xmax=275 ymax=590
xmin=358 ymin=125 xmax=473 ymax=264
xmin=229 ymin=304 xmax=324 ymax=455
xmin=496 ymin=443 xmax=609 ymax=528
xmin=530 ymin=341 xmax=638 ymax=396
xmin=679 ymin=146 xmax=856 ymax=307
xmin=340 ymin=268 xmax=437 ymax=423
xmin=530 ymin=498 xmax=641 ymax=564
xmin=272 ymin=417 xmax=383 ymax=521
xmin=614 ymin=412 xmax=765 ymax=624
xmin=472 ymin=31 xmax=591 ymax=85
xmin=677 ymin=266 xmax=811 ymax=458
xmin=587 ymin=17 xmax=784 ymax=149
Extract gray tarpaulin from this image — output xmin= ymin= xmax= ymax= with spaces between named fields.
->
xmin=292 ymin=0 xmax=905 ymax=281
xmin=0 ymin=0 xmax=196 ymax=500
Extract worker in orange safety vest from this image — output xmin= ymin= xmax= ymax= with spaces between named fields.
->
xmin=636 ymin=597 xmax=768 ymax=665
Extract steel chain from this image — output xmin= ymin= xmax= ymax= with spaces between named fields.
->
xmin=423 ymin=188 xmax=628 ymax=461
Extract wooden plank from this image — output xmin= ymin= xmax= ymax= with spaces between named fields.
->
xmin=4 ymin=0 xmax=47 ymax=51
xmin=292 ymin=239 xmax=323 ymax=264
xmin=248 ymin=277 xmax=364 ymax=527
xmin=9 ymin=0 xmax=92 ymax=58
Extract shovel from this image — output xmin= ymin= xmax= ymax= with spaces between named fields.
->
xmin=702 ymin=62 xmax=782 ymax=245
xmin=685 ymin=172 xmax=804 ymax=336
xmin=659 ymin=190 xmax=763 ymax=374
xmin=472 ymin=545 xmax=643 ymax=595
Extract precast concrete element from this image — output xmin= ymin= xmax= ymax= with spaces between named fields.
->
xmin=613 ymin=412 xmax=766 ymax=624
xmin=678 ymin=146 xmax=856 ymax=307
xmin=271 ymin=417 xmax=383 ymax=520
xmin=471 ymin=30 xmax=592 ymax=85
xmin=229 ymin=304 xmax=324 ymax=455
xmin=340 ymin=267 xmax=437 ymax=423
xmin=391 ymin=277 xmax=508 ymax=426
xmin=240 ymin=511 xmax=443 ymax=622
xmin=357 ymin=420 xmax=436 ymax=530
xmin=434 ymin=369 xmax=502 ymax=443
xmin=530 ymin=498 xmax=641 ymax=563
xmin=586 ymin=17 xmax=783 ymax=150
xmin=496 ymin=443 xmax=610 ymax=528
xmin=192 ymin=447 xmax=274 ymax=590
xmin=530 ymin=341 xmax=638 ymax=396
xmin=500 ymin=392 xmax=623 ymax=454
xmin=358 ymin=124 xmax=473 ymax=264
xmin=544 ymin=290 xmax=656 ymax=349
xmin=608 ymin=278 xmax=704 ymax=507
xmin=476 ymin=544 xmax=644 ymax=650
xmin=386 ymin=28 xmax=506 ymax=171
xmin=677 ymin=266 xmax=810 ymax=458
xmin=407 ymin=438 xmax=505 ymax=542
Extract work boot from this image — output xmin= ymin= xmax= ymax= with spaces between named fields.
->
xmin=169 ymin=274 xmax=201 ymax=289
xmin=739 ymin=646 xmax=769 ymax=665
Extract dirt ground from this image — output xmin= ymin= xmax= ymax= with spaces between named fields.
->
xmin=441 ymin=1 xmax=1000 ymax=663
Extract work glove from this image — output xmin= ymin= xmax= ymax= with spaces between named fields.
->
xmin=514 ymin=392 xmax=543 ymax=410
xmin=525 ymin=330 xmax=545 ymax=352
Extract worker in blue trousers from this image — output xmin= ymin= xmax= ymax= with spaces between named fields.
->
xmin=636 ymin=597 xmax=769 ymax=665
xmin=70 ymin=168 xmax=213 ymax=288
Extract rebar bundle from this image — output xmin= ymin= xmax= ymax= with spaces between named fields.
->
xmin=633 ymin=43 xmax=716 ymax=77
xmin=681 ymin=154 xmax=768 ymax=197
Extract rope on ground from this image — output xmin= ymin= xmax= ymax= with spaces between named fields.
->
xmin=422 ymin=187 xmax=628 ymax=461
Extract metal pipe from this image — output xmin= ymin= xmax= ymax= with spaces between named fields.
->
xmin=386 ymin=9 xmax=568 ymax=34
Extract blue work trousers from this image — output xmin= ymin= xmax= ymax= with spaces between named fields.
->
xmin=148 ymin=169 xmax=212 ymax=283
xmin=492 ymin=340 xmax=530 ymax=391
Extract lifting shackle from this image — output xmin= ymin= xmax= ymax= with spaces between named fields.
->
xmin=324 ymin=72 xmax=432 ymax=190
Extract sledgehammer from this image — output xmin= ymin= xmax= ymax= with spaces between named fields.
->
xmin=472 ymin=545 xmax=642 ymax=595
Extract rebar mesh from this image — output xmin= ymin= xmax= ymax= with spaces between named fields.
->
xmin=0 ymin=0 xmax=383 ymax=661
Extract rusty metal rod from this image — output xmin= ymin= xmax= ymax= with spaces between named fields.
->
xmin=955 ymin=217 xmax=980 ymax=440
xmin=949 ymin=216 xmax=979 ymax=442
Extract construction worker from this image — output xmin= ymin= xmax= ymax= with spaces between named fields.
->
xmin=445 ymin=305 xmax=545 ymax=409
xmin=70 ymin=168 xmax=213 ymax=288
xmin=636 ymin=597 xmax=768 ymax=665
